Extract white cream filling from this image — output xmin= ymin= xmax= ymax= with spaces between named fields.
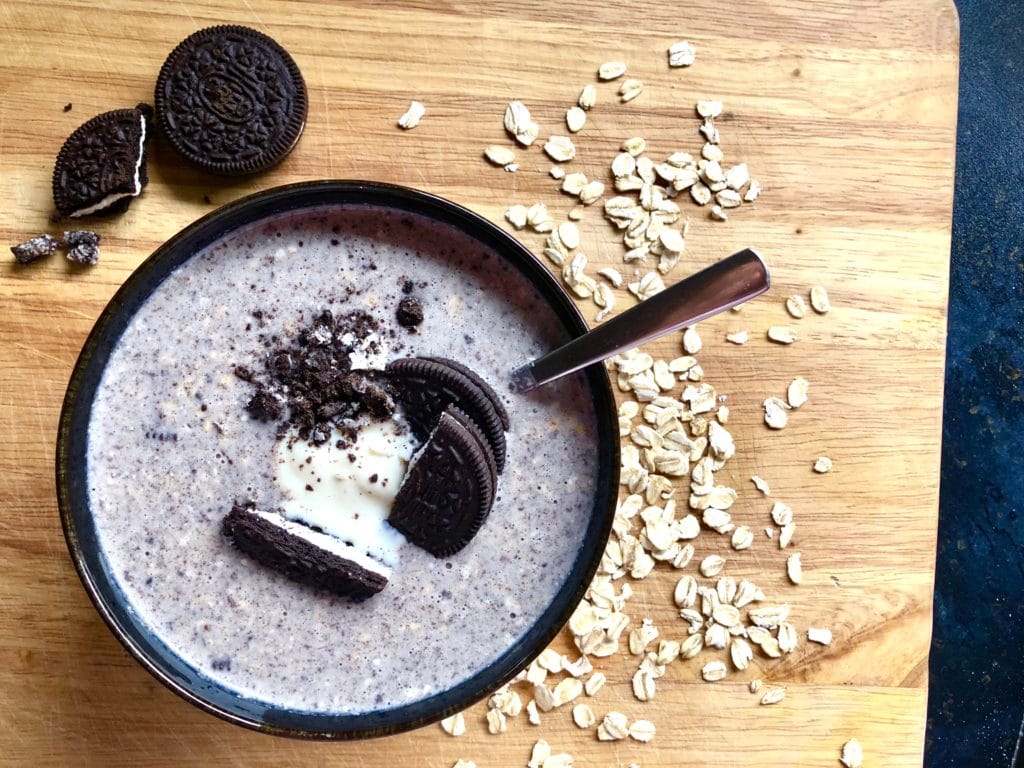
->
xmin=70 ymin=113 xmax=147 ymax=218
xmin=342 ymin=331 xmax=386 ymax=369
xmin=249 ymin=507 xmax=391 ymax=578
xmin=275 ymin=419 xmax=418 ymax=568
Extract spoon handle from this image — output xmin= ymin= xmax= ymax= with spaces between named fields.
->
xmin=511 ymin=248 xmax=770 ymax=393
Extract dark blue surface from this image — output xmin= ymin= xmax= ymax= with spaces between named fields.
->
xmin=926 ymin=1 xmax=1024 ymax=766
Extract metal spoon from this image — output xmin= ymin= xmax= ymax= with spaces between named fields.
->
xmin=510 ymin=248 xmax=770 ymax=393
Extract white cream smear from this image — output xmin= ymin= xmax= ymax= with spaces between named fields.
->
xmin=275 ymin=419 xmax=418 ymax=569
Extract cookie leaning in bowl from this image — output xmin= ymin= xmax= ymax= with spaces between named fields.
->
xmin=154 ymin=25 xmax=307 ymax=176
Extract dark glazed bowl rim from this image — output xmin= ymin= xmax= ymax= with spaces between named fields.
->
xmin=56 ymin=180 xmax=620 ymax=740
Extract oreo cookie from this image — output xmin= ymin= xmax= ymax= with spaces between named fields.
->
xmin=155 ymin=25 xmax=307 ymax=175
xmin=386 ymin=357 xmax=507 ymax=472
xmin=389 ymin=409 xmax=495 ymax=558
xmin=423 ymin=356 xmax=510 ymax=431
xmin=223 ymin=502 xmax=388 ymax=601
xmin=52 ymin=105 xmax=151 ymax=218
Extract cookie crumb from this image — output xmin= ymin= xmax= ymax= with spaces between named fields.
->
xmin=11 ymin=234 xmax=61 ymax=264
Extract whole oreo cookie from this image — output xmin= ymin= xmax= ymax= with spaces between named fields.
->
xmin=389 ymin=409 xmax=495 ymax=558
xmin=423 ymin=356 xmax=510 ymax=431
xmin=155 ymin=25 xmax=307 ymax=175
xmin=52 ymin=105 xmax=151 ymax=218
xmin=386 ymin=357 xmax=507 ymax=473
xmin=223 ymin=503 xmax=388 ymax=601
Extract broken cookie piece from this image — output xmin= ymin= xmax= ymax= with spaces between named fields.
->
xmin=64 ymin=230 xmax=101 ymax=265
xmin=52 ymin=105 xmax=151 ymax=218
xmin=222 ymin=502 xmax=389 ymax=600
xmin=11 ymin=234 xmax=61 ymax=264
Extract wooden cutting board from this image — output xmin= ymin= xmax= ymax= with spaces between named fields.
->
xmin=0 ymin=1 xmax=958 ymax=765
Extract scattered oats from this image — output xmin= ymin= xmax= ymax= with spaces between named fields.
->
xmin=808 ymin=627 xmax=833 ymax=645
xmin=534 ymin=684 xmax=556 ymax=712
xmin=725 ymin=330 xmax=749 ymax=345
xmin=527 ymin=699 xmax=541 ymax=725
xmin=770 ymin=501 xmax=794 ymax=526
xmin=701 ymin=660 xmax=728 ymax=682
xmin=682 ymin=326 xmax=702 ymax=354
xmin=504 ymin=100 xmax=539 ymax=146
xmin=653 ymin=360 xmax=676 ymax=391
xmin=702 ymin=143 xmax=724 ymax=162
xmin=451 ymin=761 xmax=476 ymax=768
xmin=787 ymin=377 xmax=809 ymax=408
xmin=611 ymin=152 xmax=638 ymax=179
xmin=760 ymin=687 xmax=786 ymax=705
xmin=550 ymin=166 xmax=566 ymax=180
xmin=785 ymin=294 xmax=808 ymax=319
xmin=668 ymin=40 xmax=697 ymax=67
xmin=749 ymin=679 xmax=763 ymax=694
xmin=619 ymin=78 xmax=644 ymax=103
xmin=598 ymin=267 xmax=623 ymax=288
xmin=731 ymin=525 xmax=754 ymax=550
xmin=397 ymin=100 xmax=425 ymax=129
xmin=725 ymin=163 xmax=750 ymax=190
xmin=656 ymin=639 xmax=681 ymax=665
xmin=628 ymin=271 xmax=665 ymax=301
xmin=486 ymin=707 xmax=507 ymax=734
xmin=555 ymin=222 xmax=580 ymax=252
xmin=699 ymin=554 xmax=726 ymax=578
xmin=568 ymin=205 xmax=585 ymax=221
xmin=699 ymin=118 xmax=720 ymax=144
xmin=552 ymin=677 xmax=584 ymax=707
xmin=599 ymin=61 xmax=627 ymax=80
xmin=572 ymin=703 xmax=596 ymax=729
xmin=629 ymin=720 xmax=656 ymax=743
xmin=751 ymin=475 xmax=771 ymax=495
xmin=441 ymin=713 xmax=466 ymax=736
xmin=747 ymin=626 xmax=772 ymax=645
xmin=526 ymin=660 xmax=549 ymax=685
xmin=566 ymin=106 xmax=587 ymax=133
xmin=710 ymin=205 xmax=728 ymax=222
xmin=696 ymin=100 xmax=724 ymax=118
xmin=527 ymin=203 xmax=551 ymax=229
xmin=779 ymin=522 xmax=796 ymax=549
xmin=716 ymin=189 xmax=742 ymax=208
xmin=598 ymin=711 xmax=630 ymax=741
xmin=679 ymin=633 xmax=703 ymax=659
xmin=668 ymin=355 xmax=698 ymax=373
xmin=632 ymin=669 xmax=656 ymax=701
xmin=767 ymin=325 xmax=798 ymax=344
xmin=786 ymin=553 xmax=803 ymax=585
xmin=505 ymin=204 xmax=528 ymax=230
xmin=810 ymin=285 xmax=831 ymax=314
xmin=674 ymin=575 xmax=698 ymax=608
xmin=840 ymin=739 xmax=864 ymax=768
xmin=484 ymin=145 xmax=516 ymax=167
xmin=734 ymin=579 xmax=765 ymax=608
xmin=578 ymin=84 xmax=597 ymax=110
xmin=730 ymin=637 xmax=754 ymax=670
xmin=690 ymin=182 xmax=713 ymax=206
xmin=622 ymin=136 xmax=647 ymax=156
xmin=594 ymin=283 xmax=616 ymax=322
xmin=763 ymin=397 xmax=790 ymax=429
xmin=544 ymin=135 xmax=577 ymax=162
xmin=504 ymin=163 xmax=519 ymax=173
xmin=529 ymin=739 xmax=551 ymax=768
xmin=744 ymin=179 xmax=762 ymax=202
xmin=579 ymin=180 xmax=605 ymax=205
xmin=713 ymin=603 xmax=741 ymax=627
xmin=563 ymin=655 xmax=593 ymax=678
xmin=538 ymin=648 xmax=563 ymax=673
xmin=748 ymin=604 xmax=790 ymax=629
xmin=778 ymin=622 xmax=799 ymax=653
xmin=584 ymin=672 xmax=606 ymax=697
xmin=814 ymin=456 xmax=833 ymax=473
xmin=718 ymin=405 xmax=730 ymax=423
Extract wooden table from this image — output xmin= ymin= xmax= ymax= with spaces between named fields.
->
xmin=0 ymin=1 xmax=958 ymax=765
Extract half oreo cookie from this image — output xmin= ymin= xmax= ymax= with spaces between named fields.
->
xmin=155 ymin=25 xmax=307 ymax=175
xmin=52 ymin=105 xmax=151 ymax=218
xmin=386 ymin=357 xmax=507 ymax=472
xmin=388 ymin=407 xmax=495 ymax=558
xmin=222 ymin=502 xmax=388 ymax=601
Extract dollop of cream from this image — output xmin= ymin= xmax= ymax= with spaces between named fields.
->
xmin=275 ymin=419 xmax=418 ymax=566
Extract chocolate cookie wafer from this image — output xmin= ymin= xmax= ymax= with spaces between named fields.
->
xmin=386 ymin=356 xmax=507 ymax=472
xmin=223 ymin=502 xmax=388 ymax=601
xmin=389 ymin=408 xmax=495 ymax=558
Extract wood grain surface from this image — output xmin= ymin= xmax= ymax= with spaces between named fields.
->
xmin=0 ymin=1 xmax=958 ymax=765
